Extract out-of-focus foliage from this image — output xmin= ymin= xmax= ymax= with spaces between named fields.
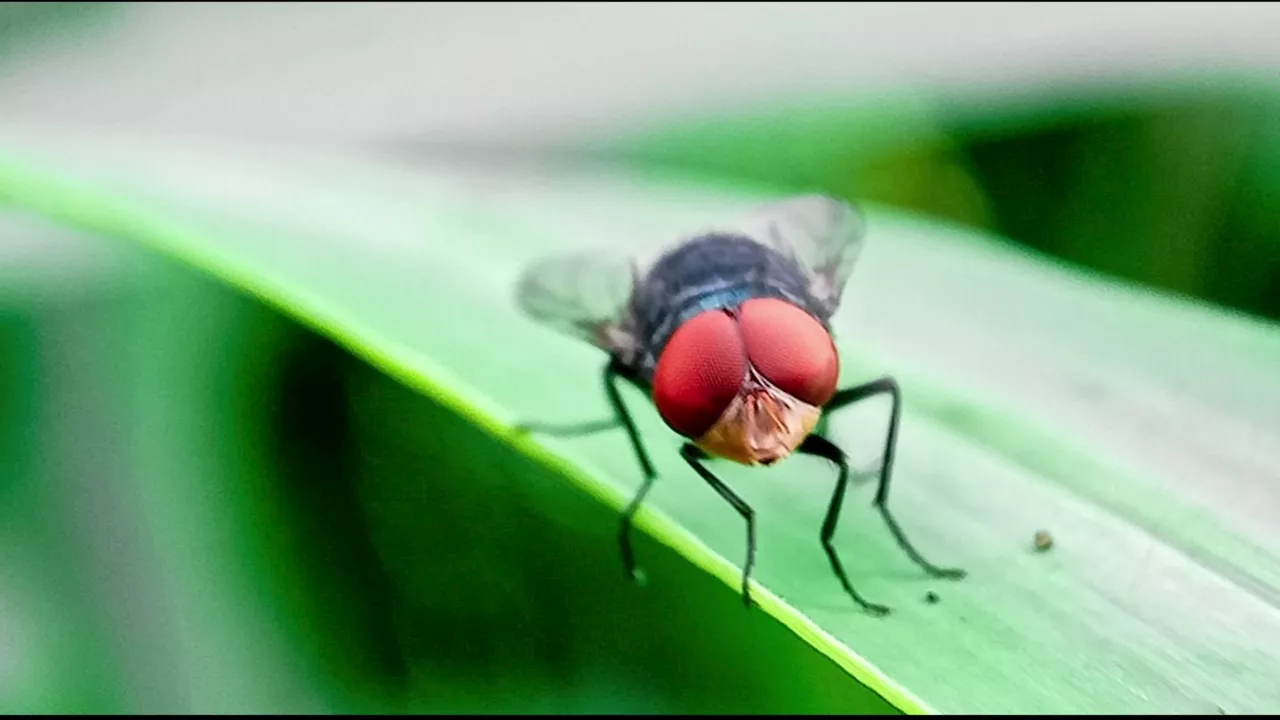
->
xmin=0 ymin=2 xmax=114 ymax=65
xmin=960 ymin=90 xmax=1280 ymax=323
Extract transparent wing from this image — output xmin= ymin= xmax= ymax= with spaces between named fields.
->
xmin=514 ymin=247 xmax=641 ymax=357
xmin=517 ymin=194 xmax=863 ymax=354
xmin=722 ymin=194 xmax=868 ymax=319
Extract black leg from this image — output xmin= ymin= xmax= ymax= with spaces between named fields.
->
xmin=618 ymin=471 xmax=657 ymax=585
xmin=826 ymin=376 xmax=966 ymax=580
xmin=680 ymin=443 xmax=757 ymax=608
xmin=797 ymin=435 xmax=891 ymax=616
xmin=515 ymin=358 xmax=659 ymax=584
xmin=600 ymin=358 xmax=658 ymax=481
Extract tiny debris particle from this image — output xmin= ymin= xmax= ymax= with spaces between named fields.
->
xmin=1034 ymin=529 xmax=1054 ymax=553
xmin=924 ymin=591 xmax=939 ymax=604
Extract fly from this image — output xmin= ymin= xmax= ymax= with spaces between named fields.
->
xmin=513 ymin=194 xmax=965 ymax=615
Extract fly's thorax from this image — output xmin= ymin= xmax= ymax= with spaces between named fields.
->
xmin=694 ymin=368 xmax=822 ymax=466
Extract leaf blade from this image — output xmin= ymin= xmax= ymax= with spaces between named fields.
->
xmin=2 ymin=128 xmax=1279 ymax=713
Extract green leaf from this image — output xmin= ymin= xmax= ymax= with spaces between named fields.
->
xmin=2 ymin=126 xmax=1279 ymax=714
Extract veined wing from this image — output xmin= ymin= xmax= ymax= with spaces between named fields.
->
xmin=514 ymin=246 xmax=642 ymax=358
xmin=714 ymin=194 xmax=868 ymax=321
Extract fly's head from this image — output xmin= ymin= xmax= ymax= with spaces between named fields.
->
xmin=651 ymin=297 xmax=840 ymax=466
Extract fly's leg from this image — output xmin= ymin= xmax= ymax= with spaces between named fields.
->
xmin=797 ymin=435 xmax=891 ymax=616
xmin=516 ymin=358 xmax=662 ymax=585
xmin=600 ymin=359 xmax=662 ymax=585
xmin=618 ymin=472 xmax=657 ymax=585
xmin=679 ymin=444 xmax=757 ymax=608
xmin=826 ymin=377 xmax=967 ymax=580
xmin=514 ymin=358 xmax=651 ymax=470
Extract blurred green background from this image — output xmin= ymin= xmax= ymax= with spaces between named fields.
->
xmin=2 ymin=2 xmax=1279 ymax=714
xmin=606 ymin=82 xmax=1280 ymax=323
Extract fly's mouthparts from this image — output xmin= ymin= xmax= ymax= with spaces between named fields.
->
xmin=742 ymin=391 xmax=798 ymax=463
xmin=747 ymin=392 xmax=788 ymax=440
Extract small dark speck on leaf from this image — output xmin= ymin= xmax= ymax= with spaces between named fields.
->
xmin=924 ymin=591 xmax=939 ymax=604
xmin=1034 ymin=529 xmax=1054 ymax=553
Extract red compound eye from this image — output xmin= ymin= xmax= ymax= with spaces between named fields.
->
xmin=652 ymin=310 xmax=747 ymax=439
xmin=737 ymin=297 xmax=839 ymax=407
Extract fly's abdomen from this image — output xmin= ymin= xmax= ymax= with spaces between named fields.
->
xmin=629 ymin=233 xmax=817 ymax=379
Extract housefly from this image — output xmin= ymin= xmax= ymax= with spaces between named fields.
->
xmin=513 ymin=194 xmax=965 ymax=615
